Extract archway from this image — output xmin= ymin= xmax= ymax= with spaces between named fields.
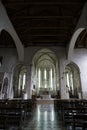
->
xmin=0 ymin=1 xmax=24 ymax=61
xmin=64 ymin=63 xmax=82 ymax=99
xmin=13 ymin=64 xmax=27 ymax=98
xmin=31 ymin=48 xmax=59 ymax=98
xmin=68 ymin=28 xmax=85 ymax=60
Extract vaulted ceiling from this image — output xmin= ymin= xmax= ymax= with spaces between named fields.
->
xmin=1 ymin=0 xmax=86 ymax=48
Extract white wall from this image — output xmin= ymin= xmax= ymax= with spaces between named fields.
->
xmin=72 ymin=49 xmax=87 ymax=99
xmin=24 ymin=46 xmax=66 ymax=63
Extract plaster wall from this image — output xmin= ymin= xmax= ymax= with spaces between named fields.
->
xmin=72 ymin=49 xmax=87 ymax=99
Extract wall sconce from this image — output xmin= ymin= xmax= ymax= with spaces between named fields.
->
xmin=0 ymin=56 xmax=3 ymax=67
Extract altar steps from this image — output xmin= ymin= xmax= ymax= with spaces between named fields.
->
xmin=36 ymin=98 xmax=54 ymax=104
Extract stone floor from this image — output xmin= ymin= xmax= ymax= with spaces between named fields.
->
xmin=6 ymin=103 xmax=84 ymax=130
xmin=23 ymin=104 xmax=66 ymax=130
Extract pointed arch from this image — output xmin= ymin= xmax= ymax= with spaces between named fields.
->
xmin=12 ymin=63 xmax=27 ymax=98
xmin=0 ymin=1 xmax=24 ymax=61
xmin=31 ymin=48 xmax=59 ymax=98
xmin=68 ymin=28 xmax=85 ymax=60
xmin=64 ymin=62 xmax=82 ymax=99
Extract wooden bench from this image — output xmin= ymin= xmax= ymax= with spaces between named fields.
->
xmin=73 ymin=113 xmax=87 ymax=130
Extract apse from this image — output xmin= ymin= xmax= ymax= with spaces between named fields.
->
xmin=31 ymin=48 xmax=59 ymax=97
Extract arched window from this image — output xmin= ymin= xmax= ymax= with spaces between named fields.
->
xmin=65 ymin=67 xmax=74 ymax=92
xmin=65 ymin=63 xmax=81 ymax=99
xmin=13 ymin=65 xmax=26 ymax=98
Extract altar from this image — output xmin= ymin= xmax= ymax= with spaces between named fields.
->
xmin=41 ymin=94 xmax=51 ymax=99
xmin=39 ymin=88 xmax=51 ymax=99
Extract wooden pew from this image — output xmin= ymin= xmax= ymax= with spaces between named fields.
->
xmin=73 ymin=113 xmax=87 ymax=130
xmin=0 ymin=100 xmax=23 ymax=130
xmin=6 ymin=109 xmax=23 ymax=130
xmin=0 ymin=99 xmax=36 ymax=129
xmin=0 ymin=114 xmax=7 ymax=130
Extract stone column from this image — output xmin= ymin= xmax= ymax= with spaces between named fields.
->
xmin=9 ymin=72 xmax=13 ymax=99
xmin=54 ymin=68 xmax=57 ymax=95
xmin=59 ymin=60 xmax=69 ymax=99
xmin=26 ymin=64 xmax=32 ymax=99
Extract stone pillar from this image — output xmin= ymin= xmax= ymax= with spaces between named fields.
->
xmin=59 ymin=60 xmax=69 ymax=99
xmin=36 ymin=68 xmax=39 ymax=95
xmin=26 ymin=64 xmax=32 ymax=99
xmin=8 ymin=72 xmax=13 ymax=99
xmin=54 ymin=68 xmax=57 ymax=95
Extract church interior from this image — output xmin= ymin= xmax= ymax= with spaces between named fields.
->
xmin=0 ymin=0 xmax=87 ymax=130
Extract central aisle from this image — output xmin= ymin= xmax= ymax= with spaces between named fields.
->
xmin=23 ymin=104 xmax=66 ymax=130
